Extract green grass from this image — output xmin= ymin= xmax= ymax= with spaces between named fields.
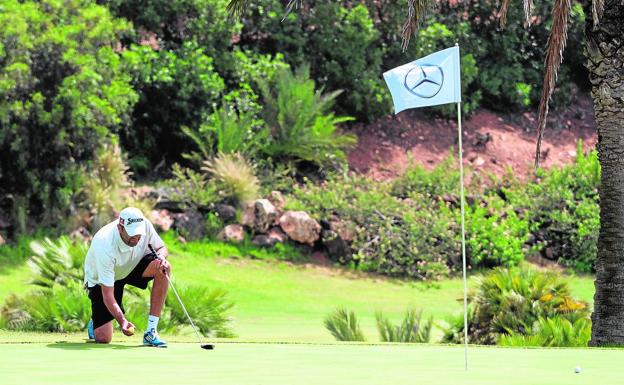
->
xmin=0 ymin=234 xmax=597 ymax=343
xmin=0 ymin=341 xmax=619 ymax=385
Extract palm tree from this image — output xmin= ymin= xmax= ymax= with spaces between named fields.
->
xmin=227 ymin=0 xmax=624 ymax=346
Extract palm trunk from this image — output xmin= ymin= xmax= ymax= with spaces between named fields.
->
xmin=587 ymin=0 xmax=624 ymax=346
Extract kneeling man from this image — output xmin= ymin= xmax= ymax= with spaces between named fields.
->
xmin=84 ymin=207 xmax=171 ymax=347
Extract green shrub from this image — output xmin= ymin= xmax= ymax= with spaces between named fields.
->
xmin=391 ymin=154 xmax=460 ymax=199
xmin=120 ymin=42 xmax=225 ymax=175
xmin=164 ymin=164 xmax=220 ymax=210
xmin=165 ymin=285 xmax=236 ymax=338
xmin=499 ymin=315 xmax=591 ymax=347
xmin=0 ymin=0 xmax=136 ymax=228
xmin=465 ymin=195 xmax=531 ymax=268
xmin=287 ymin=173 xmax=459 ymax=279
xmin=259 ymin=66 xmax=357 ymax=169
xmin=240 ymin=1 xmax=388 ymax=122
xmin=28 ymin=237 xmax=87 ymax=289
xmin=504 ymin=142 xmax=600 ymax=272
xmin=324 ymin=308 xmax=366 ymax=342
xmin=443 ymin=266 xmax=590 ymax=345
xmin=376 ymin=309 xmax=432 ymax=343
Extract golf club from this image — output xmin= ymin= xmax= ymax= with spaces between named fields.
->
xmin=149 ymin=244 xmax=214 ymax=350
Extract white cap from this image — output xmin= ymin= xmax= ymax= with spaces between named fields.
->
xmin=118 ymin=207 xmax=146 ymax=237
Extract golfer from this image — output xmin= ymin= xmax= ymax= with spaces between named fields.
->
xmin=83 ymin=207 xmax=170 ymax=347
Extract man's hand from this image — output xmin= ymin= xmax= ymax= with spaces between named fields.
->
xmin=121 ymin=319 xmax=136 ymax=336
xmin=155 ymin=257 xmax=171 ymax=275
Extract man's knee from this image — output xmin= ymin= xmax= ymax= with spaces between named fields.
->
xmin=95 ymin=336 xmax=112 ymax=344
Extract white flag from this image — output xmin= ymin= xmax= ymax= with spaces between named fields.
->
xmin=383 ymin=46 xmax=461 ymax=114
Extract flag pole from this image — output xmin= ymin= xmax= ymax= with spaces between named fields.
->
xmin=457 ymin=99 xmax=468 ymax=371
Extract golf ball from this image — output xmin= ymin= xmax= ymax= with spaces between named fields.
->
xmin=128 ymin=326 xmax=135 ymax=334
xmin=574 ymin=366 xmax=582 ymax=374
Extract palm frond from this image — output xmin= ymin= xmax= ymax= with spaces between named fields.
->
xmin=401 ymin=0 xmax=436 ymax=52
xmin=534 ymin=0 xmax=571 ymax=169
xmin=591 ymin=0 xmax=605 ymax=28
xmin=226 ymin=0 xmax=247 ymax=18
xmin=523 ymin=0 xmax=534 ymax=26
xmin=498 ymin=0 xmax=512 ymax=27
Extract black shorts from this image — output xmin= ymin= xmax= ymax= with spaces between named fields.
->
xmin=87 ymin=253 xmax=157 ymax=329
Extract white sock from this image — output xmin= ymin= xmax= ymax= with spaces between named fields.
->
xmin=147 ymin=315 xmax=159 ymax=334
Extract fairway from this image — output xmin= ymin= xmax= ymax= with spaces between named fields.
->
xmin=0 ymin=341 xmax=619 ymax=385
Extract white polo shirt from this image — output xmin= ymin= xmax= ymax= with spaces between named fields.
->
xmin=83 ymin=219 xmax=165 ymax=288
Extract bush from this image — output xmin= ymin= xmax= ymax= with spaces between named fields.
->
xmin=376 ymin=309 xmax=432 ymax=343
xmin=504 ymin=142 xmax=600 ymax=272
xmin=259 ymin=66 xmax=357 ymax=169
xmin=287 ymin=173 xmax=460 ymax=279
xmin=391 ymin=154 xmax=460 ymax=199
xmin=324 ymin=308 xmax=366 ymax=342
xmin=443 ymin=266 xmax=590 ymax=345
xmin=120 ymin=43 xmax=225 ymax=175
xmin=164 ymin=164 xmax=220 ymax=210
xmin=464 ymin=194 xmax=531 ymax=268
xmin=499 ymin=315 xmax=591 ymax=347
xmin=165 ymin=285 xmax=236 ymax=338
xmin=240 ymin=1 xmax=389 ymax=122
xmin=0 ymin=0 xmax=136 ymax=229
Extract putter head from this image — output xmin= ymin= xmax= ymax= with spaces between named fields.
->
xmin=201 ymin=344 xmax=214 ymax=350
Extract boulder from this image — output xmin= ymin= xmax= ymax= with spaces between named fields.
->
xmin=252 ymin=234 xmax=275 ymax=248
xmin=279 ymin=211 xmax=321 ymax=245
xmin=242 ymin=199 xmax=278 ymax=233
xmin=172 ymin=209 xmax=205 ymax=240
xmin=214 ymin=204 xmax=237 ymax=224
xmin=267 ymin=227 xmax=288 ymax=244
xmin=218 ymin=224 xmax=244 ymax=244
xmin=151 ymin=209 xmax=174 ymax=232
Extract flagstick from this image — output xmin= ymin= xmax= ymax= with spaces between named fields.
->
xmin=457 ymin=100 xmax=468 ymax=371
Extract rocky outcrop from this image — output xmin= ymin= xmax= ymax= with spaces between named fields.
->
xmin=218 ymin=224 xmax=244 ymax=243
xmin=279 ymin=211 xmax=321 ymax=245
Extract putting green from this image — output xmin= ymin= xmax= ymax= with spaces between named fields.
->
xmin=0 ymin=341 xmax=619 ymax=385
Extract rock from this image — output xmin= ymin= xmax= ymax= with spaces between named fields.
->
xmin=322 ymin=229 xmax=351 ymax=262
xmin=472 ymin=157 xmax=485 ymax=167
xmin=214 ymin=204 xmax=237 ymax=223
xmin=252 ymin=234 xmax=275 ymax=247
xmin=151 ymin=209 xmax=174 ymax=232
xmin=329 ymin=220 xmax=356 ymax=242
xmin=242 ymin=199 xmax=278 ymax=233
xmin=172 ymin=209 xmax=205 ymax=240
xmin=0 ymin=233 xmax=5 ymax=246
xmin=218 ymin=224 xmax=244 ymax=244
xmin=279 ymin=211 xmax=321 ymax=245
xmin=69 ymin=227 xmax=91 ymax=245
xmin=151 ymin=187 xmax=185 ymax=213
xmin=254 ymin=199 xmax=277 ymax=232
xmin=267 ymin=227 xmax=288 ymax=244
xmin=268 ymin=191 xmax=286 ymax=211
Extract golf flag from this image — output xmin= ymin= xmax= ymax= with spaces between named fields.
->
xmin=383 ymin=46 xmax=461 ymax=113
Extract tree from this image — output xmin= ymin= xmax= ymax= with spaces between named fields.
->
xmin=0 ymin=0 xmax=136 ymax=230
xmin=227 ymin=0 xmax=624 ymax=345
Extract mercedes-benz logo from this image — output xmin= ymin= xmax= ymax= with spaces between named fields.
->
xmin=403 ymin=64 xmax=444 ymax=98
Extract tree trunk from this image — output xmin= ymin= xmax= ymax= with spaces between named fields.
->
xmin=586 ymin=0 xmax=624 ymax=346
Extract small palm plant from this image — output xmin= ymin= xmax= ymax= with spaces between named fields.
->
xmin=259 ymin=66 xmax=356 ymax=168
xmin=499 ymin=315 xmax=591 ymax=347
xmin=376 ymin=309 xmax=432 ymax=343
xmin=324 ymin=308 xmax=366 ymax=342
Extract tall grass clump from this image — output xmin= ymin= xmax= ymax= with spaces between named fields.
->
xmin=376 ymin=309 xmax=432 ymax=343
xmin=203 ymin=152 xmax=260 ymax=206
xmin=324 ymin=308 xmax=366 ymax=341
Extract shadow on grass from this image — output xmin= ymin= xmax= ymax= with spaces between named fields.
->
xmin=46 ymin=342 xmax=144 ymax=350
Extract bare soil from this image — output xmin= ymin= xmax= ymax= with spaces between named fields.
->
xmin=347 ymin=93 xmax=597 ymax=181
